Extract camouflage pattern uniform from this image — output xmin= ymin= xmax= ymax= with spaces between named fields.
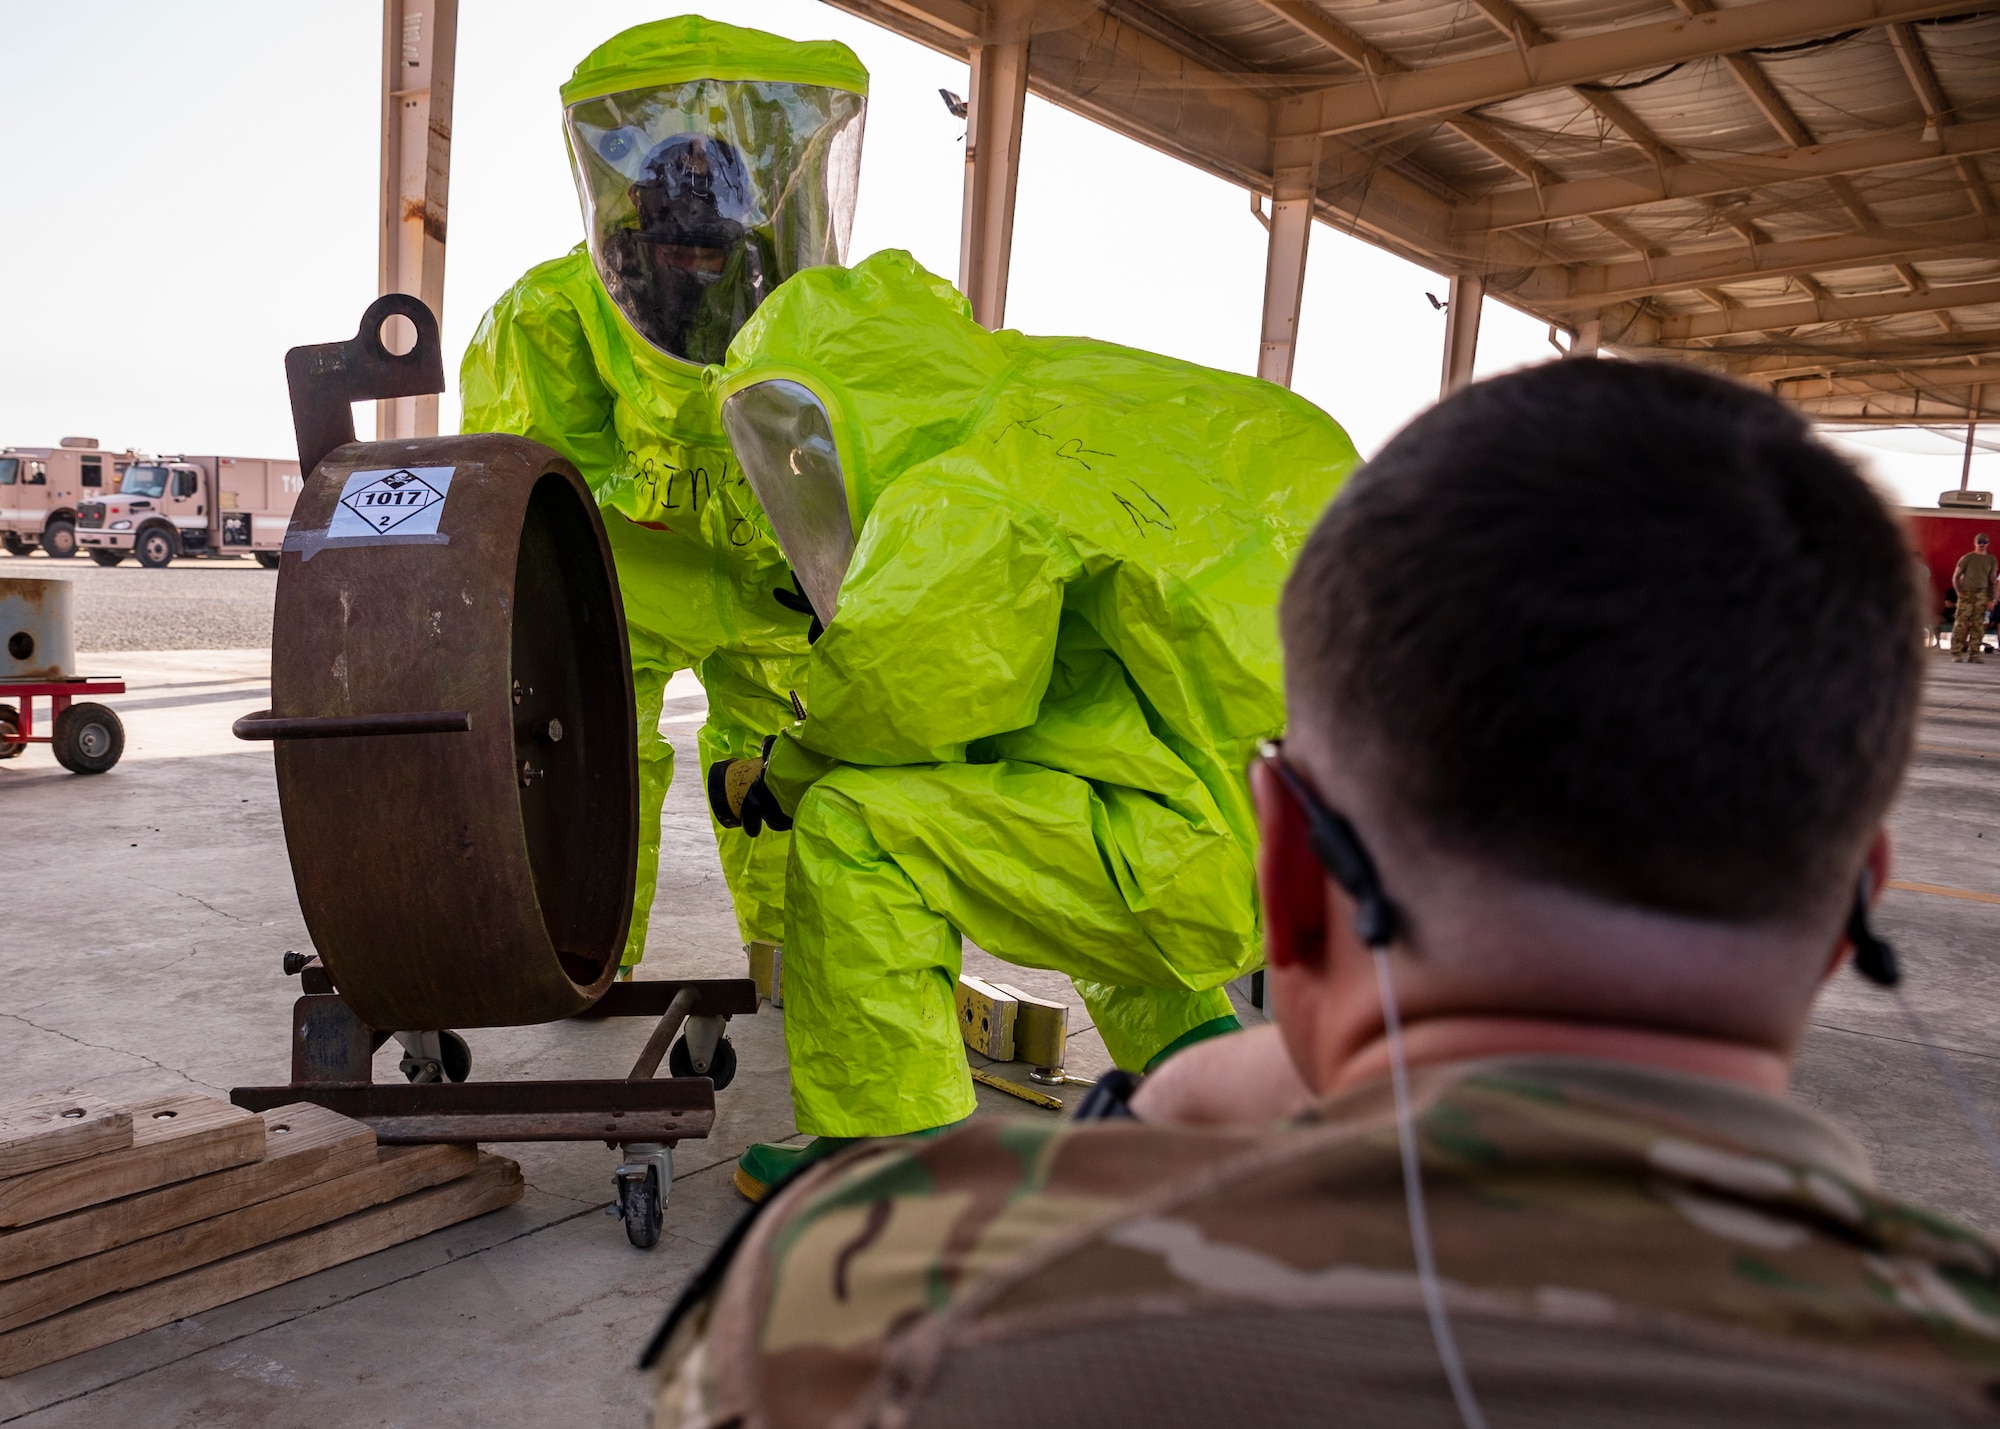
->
xmin=648 ymin=1056 xmax=2000 ymax=1426
xmin=1952 ymin=548 xmax=1997 ymax=658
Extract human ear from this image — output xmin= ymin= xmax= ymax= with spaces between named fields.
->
xmin=1253 ymin=758 xmax=1329 ymax=970
xmin=1862 ymin=830 xmax=1891 ymax=906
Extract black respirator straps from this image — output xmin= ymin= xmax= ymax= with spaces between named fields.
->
xmin=1261 ymin=744 xmax=1400 ymax=950
xmin=1848 ymin=875 xmax=1900 ymax=988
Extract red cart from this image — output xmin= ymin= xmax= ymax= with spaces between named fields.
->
xmin=0 ymin=676 xmax=126 ymax=773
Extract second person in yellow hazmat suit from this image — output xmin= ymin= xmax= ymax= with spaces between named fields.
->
xmin=708 ymin=253 xmax=1361 ymax=1197
xmin=459 ymin=17 xmax=868 ymax=965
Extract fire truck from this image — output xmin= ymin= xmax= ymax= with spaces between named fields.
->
xmin=3 ymin=442 xmax=302 ymax=567
xmin=74 ymin=453 xmax=302 ymax=568
xmin=0 ymin=438 xmax=137 ymax=559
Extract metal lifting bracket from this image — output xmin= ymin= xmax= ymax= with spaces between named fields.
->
xmin=283 ymin=292 xmax=447 ymax=476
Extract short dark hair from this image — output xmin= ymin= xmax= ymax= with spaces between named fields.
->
xmin=1282 ymin=360 xmax=1921 ymax=923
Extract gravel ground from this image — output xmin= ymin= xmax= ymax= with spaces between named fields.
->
xmin=0 ymin=550 xmax=275 ymax=651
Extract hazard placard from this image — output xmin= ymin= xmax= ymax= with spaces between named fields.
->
xmin=328 ymin=466 xmax=455 ymax=539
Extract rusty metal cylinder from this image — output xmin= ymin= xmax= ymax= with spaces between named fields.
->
xmin=267 ymin=433 xmax=637 ymax=1030
xmin=0 ymin=577 xmax=77 ymax=680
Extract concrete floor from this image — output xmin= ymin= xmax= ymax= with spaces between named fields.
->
xmin=0 ymin=550 xmax=276 ymax=652
xmin=1 ymin=638 xmax=1998 ymax=1424
xmin=0 ymin=645 xmax=1247 ymax=1425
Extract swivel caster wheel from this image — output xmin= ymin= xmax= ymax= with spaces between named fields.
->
xmin=668 ymin=1033 xmax=737 ymax=1090
xmin=612 ymin=1143 xmax=671 ymax=1250
xmin=396 ymin=1030 xmax=471 ymax=1084
xmin=620 ymin=1166 xmax=663 ymax=1248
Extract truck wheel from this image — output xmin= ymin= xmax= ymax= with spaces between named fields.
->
xmin=53 ymin=702 xmax=124 ymax=774
xmin=254 ymin=551 xmax=281 ymax=570
xmin=88 ymin=549 xmax=125 ymax=568
xmin=42 ymin=520 xmax=77 ymax=559
xmin=135 ymin=527 xmax=176 ymax=568
xmin=0 ymin=704 xmax=23 ymax=759
xmin=1 ymin=534 xmax=26 ymax=557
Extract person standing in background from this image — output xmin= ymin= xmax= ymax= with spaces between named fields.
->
xmin=1951 ymin=532 xmax=1996 ymax=662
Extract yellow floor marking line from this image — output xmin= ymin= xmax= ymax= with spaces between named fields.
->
xmin=970 ymin=1066 xmax=1065 ymax=1111
xmin=1888 ymin=880 xmax=2000 ymax=907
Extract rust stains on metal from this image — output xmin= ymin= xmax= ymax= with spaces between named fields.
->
xmin=267 ymin=433 xmax=638 ymax=1030
xmin=400 ymin=195 xmax=448 ymax=246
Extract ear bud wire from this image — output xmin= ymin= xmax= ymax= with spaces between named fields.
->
xmin=1374 ymin=944 xmax=1489 ymax=1429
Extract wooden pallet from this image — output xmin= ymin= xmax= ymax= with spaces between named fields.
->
xmin=0 ymin=1090 xmax=520 ymax=1378
xmin=0 ymin=1094 xmax=131 ymax=1180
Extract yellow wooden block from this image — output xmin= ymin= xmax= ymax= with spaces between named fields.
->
xmin=994 ymin=983 xmax=1068 ymax=1071
xmin=747 ymin=941 xmax=783 ymax=1008
xmin=955 ymin=975 xmax=1016 ymax=1061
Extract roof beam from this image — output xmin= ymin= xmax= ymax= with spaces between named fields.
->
xmin=1704 ymin=335 xmax=2000 ymax=378
xmin=1787 ymin=388 xmax=2000 ymax=422
xmin=1251 ymin=0 xmax=1640 ymax=259
xmin=1456 ymin=118 xmax=2000 ymax=232
xmin=1887 ymin=21 xmax=2000 ymax=218
xmin=1465 ymin=0 xmax=1692 ymax=169
xmin=1509 ymin=213 xmax=2000 ymax=310
xmin=1303 ymin=0 xmax=1993 ymax=138
xmin=1657 ymin=276 xmax=2000 ymax=339
xmin=1460 ymin=0 xmax=1693 ymax=247
xmin=1769 ymin=363 xmax=2000 ymax=403
xmin=827 ymin=0 xmax=980 ymax=44
xmin=1793 ymin=362 xmax=2000 ymax=388
xmin=1006 ymin=2 xmax=1560 ymax=277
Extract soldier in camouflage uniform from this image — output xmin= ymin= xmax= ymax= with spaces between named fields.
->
xmin=650 ymin=1061 xmax=2000 ymax=1425
xmin=648 ymin=363 xmax=1995 ymax=1425
xmin=1952 ymin=532 xmax=1996 ymax=662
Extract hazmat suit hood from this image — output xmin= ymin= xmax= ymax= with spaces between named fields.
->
xmin=562 ymin=16 xmax=867 ymax=366
xmin=714 ymin=255 xmax=1008 ymax=621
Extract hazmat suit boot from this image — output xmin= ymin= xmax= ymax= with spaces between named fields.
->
xmin=710 ymin=251 xmax=1361 ymax=1142
xmin=459 ymin=15 xmax=869 ymax=966
xmin=733 ymin=1119 xmax=970 ymax=1203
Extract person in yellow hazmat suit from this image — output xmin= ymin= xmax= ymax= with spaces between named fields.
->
xmin=706 ymin=252 xmax=1361 ymax=1198
xmin=460 ymin=16 xmax=868 ymax=968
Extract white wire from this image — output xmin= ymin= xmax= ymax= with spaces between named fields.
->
xmin=1373 ymin=946 xmax=1491 ymax=1429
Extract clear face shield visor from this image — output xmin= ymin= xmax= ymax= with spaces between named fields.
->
xmin=720 ymin=380 xmax=852 ymax=623
xmin=565 ymin=79 xmax=864 ymax=366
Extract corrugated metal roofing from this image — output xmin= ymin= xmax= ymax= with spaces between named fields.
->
xmin=825 ymin=0 xmax=2000 ymax=421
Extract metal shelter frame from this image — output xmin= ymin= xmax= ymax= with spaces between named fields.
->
xmin=373 ymin=1 xmax=2000 ymax=421
xmin=820 ymin=0 xmax=2000 ymax=418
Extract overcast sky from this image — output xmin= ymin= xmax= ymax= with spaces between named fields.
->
xmin=0 ymin=1 xmax=1986 ymax=501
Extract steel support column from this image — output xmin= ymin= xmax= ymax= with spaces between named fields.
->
xmin=377 ymin=0 xmax=457 ymax=441
xmin=1440 ymin=271 xmax=1485 ymax=396
xmin=1573 ymin=313 xmax=1602 ymax=357
xmin=1256 ymin=106 xmax=1320 ymax=387
xmin=958 ymin=11 xmax=1030 ymax=330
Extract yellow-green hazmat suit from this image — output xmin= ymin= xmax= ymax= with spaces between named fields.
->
xmin=459 ymin=17 xmax=868 ymax=963
xmin=713 ymin=251 xmax=1360 ymax=1136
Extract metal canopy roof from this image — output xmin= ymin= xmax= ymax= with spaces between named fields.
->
xmin=825 ymin=0 xmax=2000 ymax=422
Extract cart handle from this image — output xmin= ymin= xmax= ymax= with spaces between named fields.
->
xmin=232 ymin=709 xmax=471 ymax=740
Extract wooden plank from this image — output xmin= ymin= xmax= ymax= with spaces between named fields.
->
xmin=229 ymin=1077 xmax=716 ymax=1143
xmin=0 ymin=1153 xmax=521 ymax=1379
xmin=0 ymin=1093 xmax=264 ymax=1229
xmin=0 ymin=1104 xmax=372 ymax=1281
xmin=0 ymin=1141 xmax=476 ymax=1333
xmin=0 ymin=1094 xmax=129 ymax=1180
